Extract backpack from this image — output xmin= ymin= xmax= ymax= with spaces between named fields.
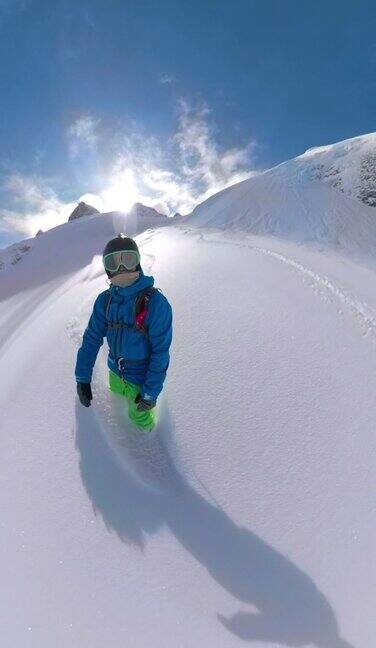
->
xmin=104 ymin=286 xmax=159 ymax=337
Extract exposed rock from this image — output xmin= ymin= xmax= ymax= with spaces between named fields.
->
xmin=131 ymin=203 xmax=167 ymax=219
xmin=11 ymin=253 xmax=22 ymax=265
xmin=300 ymin=133 xmax=376 ymax=208
xmin=68 ymin=202 xmax=100 ymax=222
xmin=18 ymin=243 xmax=31 ymax=253
xmin=359 ymin=152 xmax=376 ymax=207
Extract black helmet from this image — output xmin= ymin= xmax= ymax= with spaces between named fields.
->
xmin=102 ymin=234 xmax=141 ymax=276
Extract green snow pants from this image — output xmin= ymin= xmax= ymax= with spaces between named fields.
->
xmin=108 ymin=370 xmax=155 ymax=430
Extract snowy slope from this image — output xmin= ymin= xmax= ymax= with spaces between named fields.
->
xmin=1 ymin=208 xmax=376 ymax=648
xmin=0 ymin=206 xmax=169 ymax=281
xmin=186 ymin=132 xmax=376 ymax=258
xmin=296 ymin=133 xmax=376 ymax=207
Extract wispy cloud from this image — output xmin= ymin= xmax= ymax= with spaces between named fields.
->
xmin=67 ymin=114 xmax=100 ymax=159
xmin=174 ymin=99 xmax=255 ymax=204
xmin=0 ymin=173 xmax=75 ymax=237
xmin=0 ymin=99 xmax=257 ymax=242
xmin=90 ymin=99 xmax=256 ymax=215
xmin=159 ymin=73 xmax=177 ymax=85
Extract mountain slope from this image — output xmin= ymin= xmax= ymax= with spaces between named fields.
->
xmin=0 ymin=205 xmax=170 ymax=294
xmin=186 ymin=132 xmax=376 ymax=258
xmin=294 ymin=132 xmax=376 ymax=207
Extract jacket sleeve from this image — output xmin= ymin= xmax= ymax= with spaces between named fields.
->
xmin=141 ymin=294 xmax=173 ymax=401
xmin=75 ymin=292 xmax=108 ymax=383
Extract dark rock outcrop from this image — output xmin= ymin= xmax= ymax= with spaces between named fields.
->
xmin=68 ymin=202 xmax=100 ymax=222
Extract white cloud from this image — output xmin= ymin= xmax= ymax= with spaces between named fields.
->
xmin=67 ymin=114 xmax=100 ymax=159
xmin=0 ymin=99 xmax=258 ymax=241
xmin=174 ymin=99 xmax=255 ymax=203
xmin=78 ymin=193 xmax=106 ymax=212
xmin=91 ymin=100 xmax=256 ymax=216
xmin=0 ymin=174 xmax=75 ymax=237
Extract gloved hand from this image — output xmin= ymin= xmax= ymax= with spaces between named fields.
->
xmin=135 ymin=393 xmax=156 ymax=411
xmin=77 ymin=382 xmax=93 ymax=407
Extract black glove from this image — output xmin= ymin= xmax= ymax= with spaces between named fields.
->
xmin=77 ymin=382 xmax=93 ymax=407
xmin=135 ymin=393 xmax=156 ymax=411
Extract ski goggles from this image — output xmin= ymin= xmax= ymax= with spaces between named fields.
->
xmin=103 ymin=250 xmax=140 ymax=272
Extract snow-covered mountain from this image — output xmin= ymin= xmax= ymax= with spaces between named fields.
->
xmin=66 ymin=200 xmax=168 ymax=225
xmin=0 ymin=237 xmax=33 ymax=270
xmin=131 ymin=201 xmax=168 ymax=219
xmin=2 ymin=132 xmax=375 ymax=263
xmin=0 ymin=204 xmax=169 ymax=275
xmin=186 ymin=132 xmax=376 ymax=258
xmin=121 ymin=201 xmax=170 ymax=233
xmin=295 ymin=132 xmax=376 ymax=207
xmin=1 ymin=134 xmax=376 ymax=648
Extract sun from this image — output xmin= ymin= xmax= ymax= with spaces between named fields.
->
xmin=101 ymin=168 xmax=140 ymax=213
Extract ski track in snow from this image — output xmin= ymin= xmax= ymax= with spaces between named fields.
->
xmin=253 ymin=245 xmax=376 ymax=339
xmin=90 ymin=400 xmax=178 ymax=497
xmin=189 ymin=229 xmax=376 ymax=344
xmin=87 ymin=382 xmax=196 ymax=499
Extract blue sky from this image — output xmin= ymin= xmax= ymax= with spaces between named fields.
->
xmin=0 ymin=0 xmax=375 ymax=246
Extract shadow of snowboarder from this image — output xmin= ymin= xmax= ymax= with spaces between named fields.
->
xmin=75 ymin=400 xmax=352 ymax=648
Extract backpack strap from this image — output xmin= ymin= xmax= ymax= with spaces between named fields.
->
xmin=105 ymin=290 xmax=134 ymax=330
xmin=133 ymin=286 xmax=159 ymax=336
xmin=105 ymin=290 xmax=112 ymax=321
xmin=104 ymin=286 xmax=159 ymax=336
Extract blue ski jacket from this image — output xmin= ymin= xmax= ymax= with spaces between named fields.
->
xmin=75 ymin=272 xmax=173 ymax=401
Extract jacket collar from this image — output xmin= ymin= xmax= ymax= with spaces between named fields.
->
xmin=109 ymin=270 xmax=154 ymax=299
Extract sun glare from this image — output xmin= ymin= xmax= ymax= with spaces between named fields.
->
xmin=101 ymin=169 xmax=140 ymax=213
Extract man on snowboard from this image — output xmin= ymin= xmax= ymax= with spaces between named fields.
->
xmin=75 ymin=234 xmax=173 ymax=430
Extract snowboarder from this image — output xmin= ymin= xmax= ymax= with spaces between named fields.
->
xmin=75 ymin=234 xmax=173 ymax=430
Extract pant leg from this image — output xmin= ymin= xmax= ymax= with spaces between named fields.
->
xmin=109 ymin=370 xmax=126 ymax=395
xmin=123 ymin=379 xmax=156 ymax=430
xmin=108 ymin=371 xmax=155 ymax=430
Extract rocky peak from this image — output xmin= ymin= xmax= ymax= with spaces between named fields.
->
xmin=132 ymin=202 xmax=167 ymax=218
xmin=68 ymin=202 xmax=100 ymax=222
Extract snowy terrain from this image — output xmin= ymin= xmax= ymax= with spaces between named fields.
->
xmin=1 ymin=135 xmax=376 ymax=648
xmin=187 ymin=132 xmax=376 ymax=259
xmin=274 ymin=132 xmax=376 ymax=207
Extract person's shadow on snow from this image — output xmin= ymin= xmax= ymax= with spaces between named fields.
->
xmin=75 ymin=400 xmax=352 ymax=648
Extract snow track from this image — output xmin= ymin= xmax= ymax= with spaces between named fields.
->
xmin=89 ymin=385 xmax=182 ymax=496
xmin=197 ymin=229 xmax=376 ymax=343
xmin=252 ymin=246 xmax=376 ymax=339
